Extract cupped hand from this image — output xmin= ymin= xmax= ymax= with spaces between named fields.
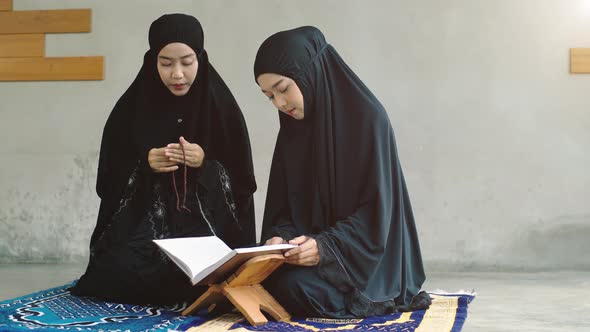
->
xmin=148 ymin=147 xmax=179 ymax=173
xmin=165 ymin=136 xmax=205 ymax=168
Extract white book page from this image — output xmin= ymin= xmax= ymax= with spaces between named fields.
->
xmin=193 ymin=244 xmax=296 ymax=284
xmin=234 ymin=243 xmax=297 ymax=254
xmin=153 ymin=236 xmax=231 ymax=280
xmin=197 ymin=243 xmax=298 ymax=285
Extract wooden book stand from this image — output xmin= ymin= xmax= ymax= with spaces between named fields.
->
xmin=182 ymin=253 xmax=291 ymax=326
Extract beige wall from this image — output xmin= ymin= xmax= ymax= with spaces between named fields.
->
xmin=1 ymin=0 xmax=589 ymax=270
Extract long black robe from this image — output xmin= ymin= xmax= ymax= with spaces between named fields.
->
xmin=71 ymin=14 xmax=256 ymax=304
xmin=254 ymin=26 xmax=428 ymax=317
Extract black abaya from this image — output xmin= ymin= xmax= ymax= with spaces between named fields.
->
xmin=255 ymin=26 xmax=429 ymax=317
xmin=71 ymin=14 xmax=256 ymax=304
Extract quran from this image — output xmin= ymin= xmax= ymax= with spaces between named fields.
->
xmin=154 ymin=236 xmax=295 ymax=285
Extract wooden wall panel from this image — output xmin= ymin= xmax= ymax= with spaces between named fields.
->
xmin=0 ymin=5 xmax=103 ymax=81
xmin=0 ymin=0 xmax=11 ymax=11
xmin=0 ymin=57 xmax=104 ymax=81
xmin=0 ymin=34 xmax=44 ymax=57
xmin=570 ymin=48 xmax=590 ymax=73
xmin=0 ymin=9 xmax=91 ymax=34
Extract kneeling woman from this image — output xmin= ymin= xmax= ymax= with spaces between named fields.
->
xmin=71 ymin=14 xmax=256 ymax=304
xmin=254 ymin=26 xmax=430 ymax=318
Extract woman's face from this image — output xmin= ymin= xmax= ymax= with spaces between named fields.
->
xmin=257 ymin=73 xmax=305 ymax=120
xmin=157 ymin=43 xmax=198 ymax=96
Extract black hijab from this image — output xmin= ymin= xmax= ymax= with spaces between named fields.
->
xmin=255 ymin=26 xmax=426 ymax=315
xmin=93 ymin=14 xmax=256 ymax=247
xmin=134 ymin=14 xmax=210 ymax=158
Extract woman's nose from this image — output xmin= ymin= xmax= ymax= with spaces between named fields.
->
xmin=275 ymin=95 xmax=287 ymax=109
xmin=172 ymin=66 xmax=183 ymax=79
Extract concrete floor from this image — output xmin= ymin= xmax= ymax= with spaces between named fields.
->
xmin=1 ymin=264 xmax=589 ymax=331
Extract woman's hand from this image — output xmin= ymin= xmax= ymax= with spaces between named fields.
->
xmin=148 ymin=147 xmax=179 ymax=173
xmin=265 ymin=236 xmax=287 ymax=245
xmin=284 ymin=235 xmax=320 ymax=266
xmin=165 ymin=136 xmax=205 ymax=168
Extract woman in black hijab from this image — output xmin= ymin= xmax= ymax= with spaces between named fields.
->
xmin=70 ymin=14 xmax=256 ymax=305
xmin=254 ymin=26 xmax=430 ymax=318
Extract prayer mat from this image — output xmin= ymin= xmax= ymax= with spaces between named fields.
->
xmin=0 ymin=282 xmax=475 ymax=331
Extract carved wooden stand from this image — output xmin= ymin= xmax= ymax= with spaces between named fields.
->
xmin=182 ymin=253 xmax=291 ymax=326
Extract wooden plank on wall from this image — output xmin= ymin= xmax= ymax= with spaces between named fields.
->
xmin=0 ymin=56 xmax=104 ymax=81
xmin=0 ymin=34 xmax=44 ymax=57
xmin=0 ymin=9 xmax=91 ymax=34
xmin=570 ymin=48 xmax=590 ymax=73
xmin=0 ymin=0 xmax=12 ymax=11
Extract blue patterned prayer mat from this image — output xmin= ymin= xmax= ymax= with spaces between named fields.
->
xmin=182 ymin=291 xmax=475 ymax=332
xmin=0 ymin=282 xmax=475 ymax=332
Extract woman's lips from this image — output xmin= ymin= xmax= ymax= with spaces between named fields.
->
xmin=172 ymin=84 xmax=186 ymax=90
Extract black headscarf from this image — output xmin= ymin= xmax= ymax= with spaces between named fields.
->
xmin=255 ymin=26 xmax=426 ymax=316
xmin=134 ymin=14 xmax=209 ymax=158
xmin=93 ymin=14 xmax=256 ymax=248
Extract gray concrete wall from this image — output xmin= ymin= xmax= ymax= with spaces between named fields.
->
xmin=1 ymin=0 xmax=589 ymax=270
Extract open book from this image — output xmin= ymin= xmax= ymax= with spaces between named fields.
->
xmin=153 ymin=236 xmax=296 ymax=286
